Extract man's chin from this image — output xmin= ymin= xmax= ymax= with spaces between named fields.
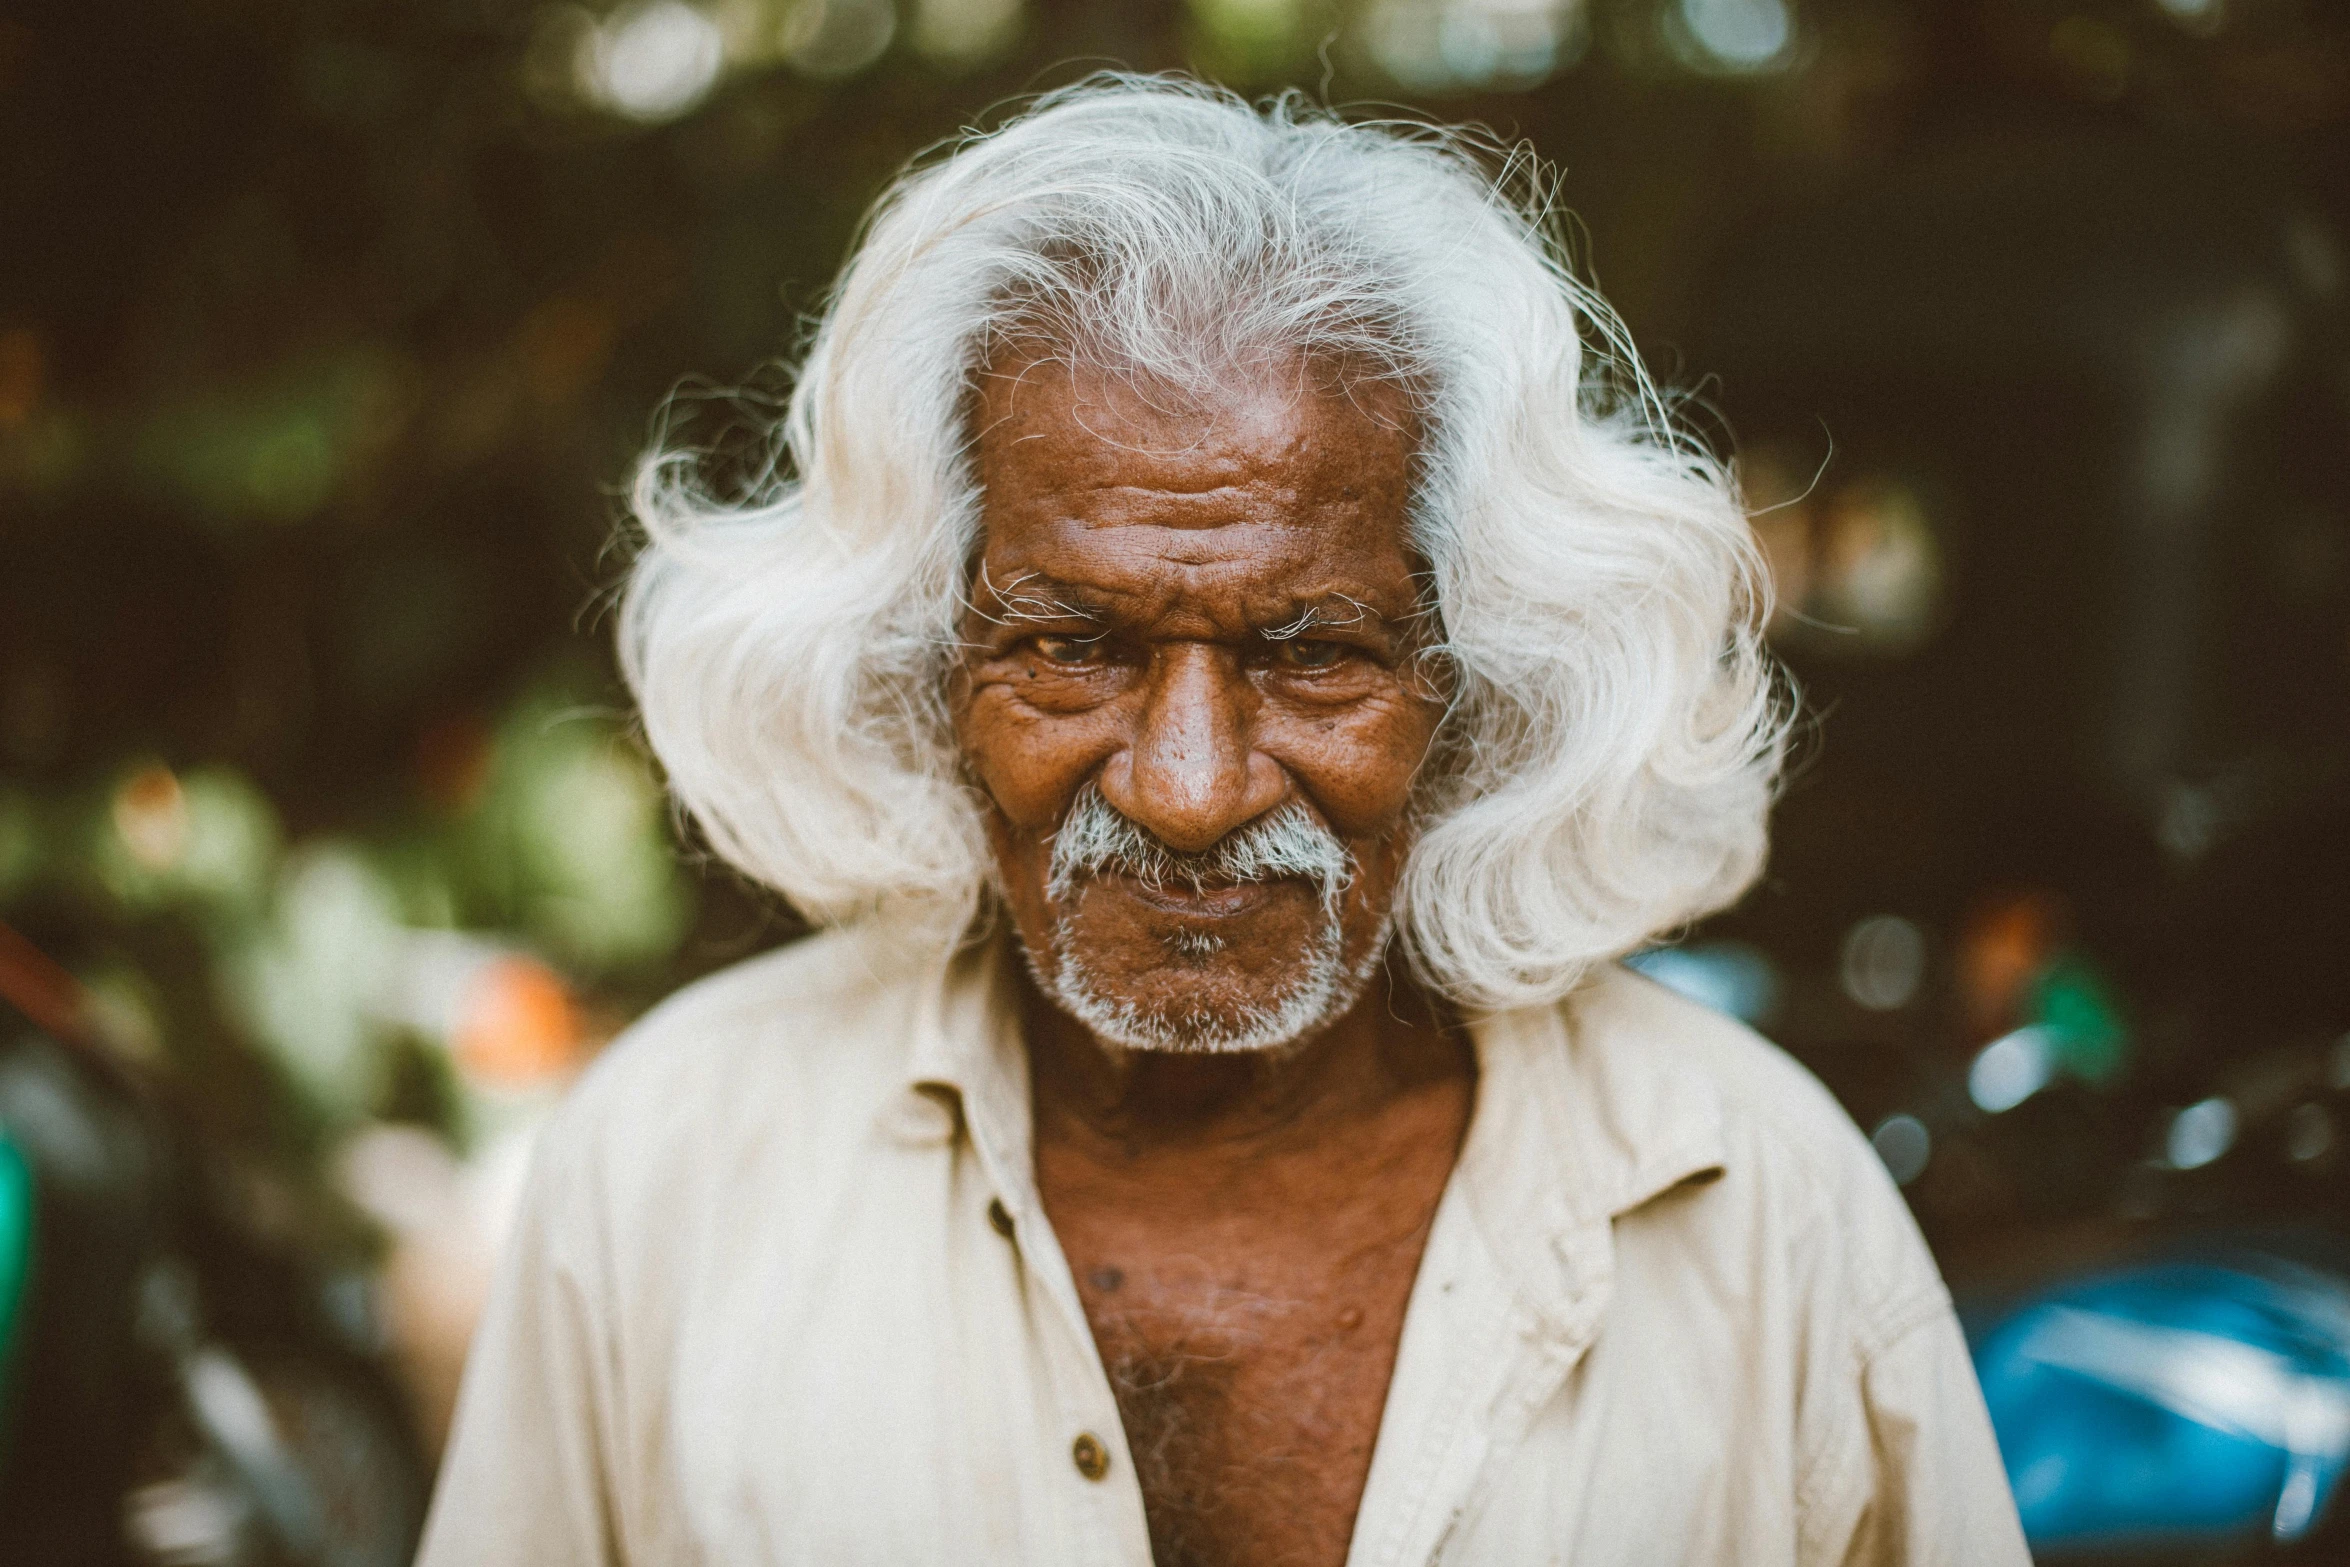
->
xmin=1044 ymin=972 xmax=1338 ymax=1055
xmin=1030 ymin=924 xmax=1384 ymax=1056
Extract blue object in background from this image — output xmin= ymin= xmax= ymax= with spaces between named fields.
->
xmin=1972 ymin=1258 xmax=2350 ymax=1556
xmin=1624 ymin=942 xmax=1782 ymax=1027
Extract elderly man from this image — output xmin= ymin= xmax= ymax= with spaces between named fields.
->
xmin=419 ymin=78 xmax=2027 ymax=1567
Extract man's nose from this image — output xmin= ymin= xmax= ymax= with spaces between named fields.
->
xmin=1097 ymin=643 xmax=1285 ymax=854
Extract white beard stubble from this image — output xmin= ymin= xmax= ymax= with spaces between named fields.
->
xmin=1030 ymin=785 xmax=1389 ymax=1055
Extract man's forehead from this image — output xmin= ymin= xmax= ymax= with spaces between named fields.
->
xmin=967 ymin=348 xmax=1425 ymax=645
xmin=971 ymin=475 xmax=1427 ymax=635
xmin=973 ymin=351 xmax=1415 ymax=493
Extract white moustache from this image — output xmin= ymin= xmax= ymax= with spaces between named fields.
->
xmin=1045 ymin=784 xmax=1354 ymax=916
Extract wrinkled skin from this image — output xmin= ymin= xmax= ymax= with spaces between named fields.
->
xmin=951 ymin=354 xmax=1477 ymax=1567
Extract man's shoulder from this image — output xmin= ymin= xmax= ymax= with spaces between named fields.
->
xmin=1572 ymin=962 xmax=1944 ymax=1329
xmin=1574 ymin=961 xmax=1877 ymax=1177
xmin=547 ymin=920 xmax=935 ymax=1169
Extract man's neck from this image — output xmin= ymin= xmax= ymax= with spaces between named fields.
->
xmin=1023 ymin=953 xmax=1478 ymax=1567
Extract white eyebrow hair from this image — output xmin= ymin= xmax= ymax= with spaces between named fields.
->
xmin=1263 ymin=594 xmax=1374 ymax=640
xmin=967 ymin=565 xmax=1106 ymax=629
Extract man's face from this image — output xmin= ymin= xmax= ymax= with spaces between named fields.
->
xmin=951 ymin=354 xmax=1444 ymax=1053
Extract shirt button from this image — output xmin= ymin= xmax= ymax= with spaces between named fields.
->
xmin=1071 ymin=1432 xmax=1110 ymax=1481
xmin=987 ymin=1198 xmax=1015 ymax=1238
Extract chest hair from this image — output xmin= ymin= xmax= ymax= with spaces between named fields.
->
xmin=1089 ymin=1277 xmax=1392 ymax=1567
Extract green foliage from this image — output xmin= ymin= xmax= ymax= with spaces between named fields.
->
xmin=227 ymin=843 xmax=409 ymax=1128
xmin=1184 ymin=0 xmax=1338 ymax=83
xmin=454 ymin=689 xmax=692 ymax=974
xmin=86 ymin=766 xmax=284 ymax=923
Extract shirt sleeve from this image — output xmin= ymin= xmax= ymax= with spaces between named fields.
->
xmin=1823 ymin=1303 xmax=2032 ymax=1567
xmin=414 ymin=1126 xmax=621 ymax=1567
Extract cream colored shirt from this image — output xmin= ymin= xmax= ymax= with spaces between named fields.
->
xmin=419 ymin=921 xmax=2029 ymax=1566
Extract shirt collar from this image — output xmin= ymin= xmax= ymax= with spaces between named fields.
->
xmin=893 ymin=925 xmax=1040 ymax=1217
xmin=887 ymin=932 xmax=1729 ymax=1326
xmin=1453 ymin=966 xmax=1728 ymax=1342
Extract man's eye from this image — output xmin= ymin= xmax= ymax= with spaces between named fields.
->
xmin=1031 ymin=635 xmax=1101 ymax=666
xmin=1277 ymin=639 xmax=1348 ymax=669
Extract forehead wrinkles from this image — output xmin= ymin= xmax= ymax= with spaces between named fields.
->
xmin=967 ymin=521 xmax=1426 ymax=646
xmin=971 ymin=552 xmax=1412 ymax=645
xmin=967 ymin=352 xmax=1423 ymax=637
xmin=972 ymin=351 xmax=1416 ymax=498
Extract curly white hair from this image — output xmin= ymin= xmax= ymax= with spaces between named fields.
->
xmin=619 ymin=73 xmax=1786 ymax=1011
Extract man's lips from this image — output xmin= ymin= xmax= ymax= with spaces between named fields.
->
xmin=1085 ymin=871 xmax=1306 ymax=918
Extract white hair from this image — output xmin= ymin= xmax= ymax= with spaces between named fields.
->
xmin=619 ymin=74 xmax=1786 ymax=1013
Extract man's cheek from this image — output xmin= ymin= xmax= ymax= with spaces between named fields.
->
xmin=966 ymin=708 xmax=1114 ymax=830
xmin=981 ymin=812 xmax=1058 ymax=952
xmin=1269 ymin=721 xmax=1434 ymax=837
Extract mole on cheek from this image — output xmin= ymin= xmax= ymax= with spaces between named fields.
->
xmin=1089 ymin=1266 xmax=1126 ymax=1293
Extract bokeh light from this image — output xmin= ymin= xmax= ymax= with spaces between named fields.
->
xmin=1970 ymin=1026 xmax=2058 ymax=1114
xmin=1363 ymin=0 xmax=1586 ymax=92
xmin=579 ymin=0 xmax=728 ymax=121
xmin=2164 ymin=1096 xmax=2238 ymax=1170
xmin=1668 ymin=0 xmax=1793 ymax=72
xmin=1870 ymin=1112 xmax=1932 ymax=1185
xmin=1839 ymin=914 xmax=1926 ymax=1011
xmin=906 ymin=0 xmax=1024 ymax=66
xmin=777 ymin=0 xmax=899 ymax=79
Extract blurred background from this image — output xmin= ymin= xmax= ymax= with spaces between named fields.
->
xmin=1 ymin=0 xmax=2346 ymax=1560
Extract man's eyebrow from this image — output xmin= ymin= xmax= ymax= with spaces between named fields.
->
xmin=967 ymin=566 xmax=1110 ymax=628
xmin=1263 ymin=594 xmax=1392 ymax=640
xmin=969 ymin=571 xmax=1422 ymax=642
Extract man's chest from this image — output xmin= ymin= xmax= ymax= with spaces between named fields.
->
xmin=631 ymin=1144 xmax=1792 ymax=1567
xmin=641 ymin=1193 xmax=1781 ymax=1567
xmin=1048 ymin=1200 xmax=1439 ymax=1567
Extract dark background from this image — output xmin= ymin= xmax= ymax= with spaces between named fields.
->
xmin=2 ymin=0 xmax=2347 ymax=1542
